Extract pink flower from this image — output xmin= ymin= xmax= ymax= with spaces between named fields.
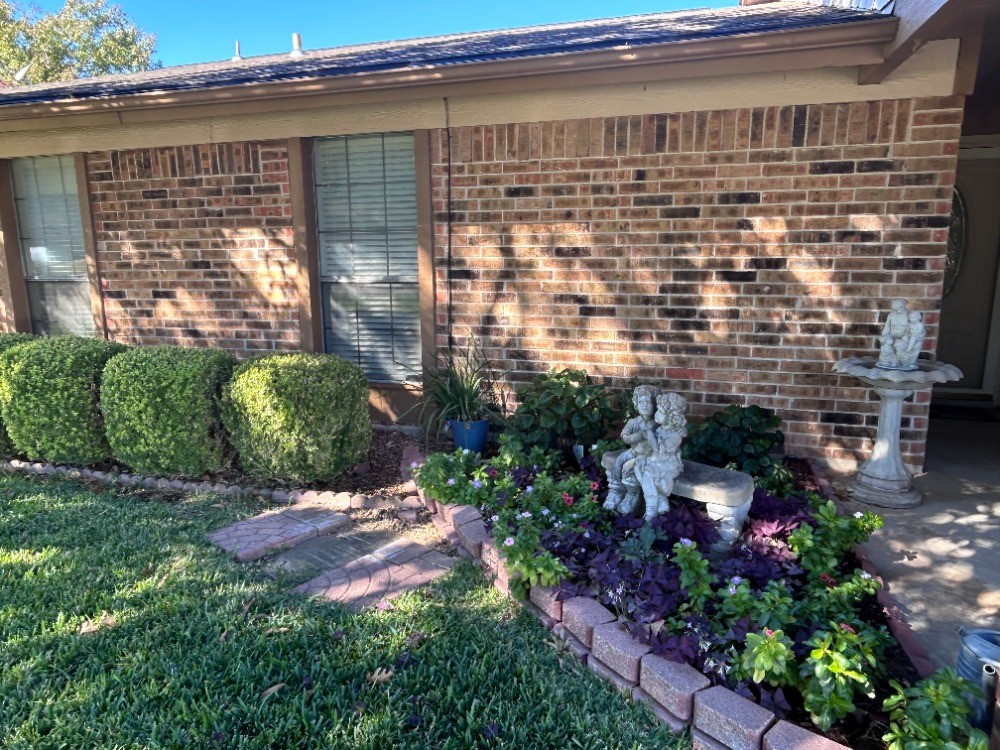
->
xmin=839 ymin=623 xmax=856 ymax=634
xmin=764 ymin=628 xmax=775 ymax=637
xmin=590 ymin=482 xmax=600 ymax=491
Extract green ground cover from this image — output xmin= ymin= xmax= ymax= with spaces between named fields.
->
xmin=0 ymin=473 xmax=688 ymax=750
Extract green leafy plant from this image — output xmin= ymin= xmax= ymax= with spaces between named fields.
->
xmin=414 ymin=337 xmax=507 ymax=442
xmin=740 ymin=629 xmax=796 ymax=686
xmin=101 ymin=346 xmax=236 ymax=477
xmin=883 ymin=669 xmax=989 ymax=750
xmin=795 ymin=568 xmax=881 ymax=625
xmin=508 ymin=369 xmax=618 ymax=458
xmin=755 ymin=461 xmax=796 ymax=497
xmin=0 ymin=335 xmax=126 ymax=465
xmin=672 ymin=539 xmax=715 ymax=613
xmin=0 ymin=332 xmax=35 ymax=457
xmin=412 ymin=449 xmax=480 ymax=505
xmin=788 ymin=499 xmax=882 ymax=575
xmin=799 ymin=623 xmax=889 ymax=731
xmin=221 ymin=353 xmax=370 ymax=483
xmin=683 ymin=404 xmax=786 ymax=486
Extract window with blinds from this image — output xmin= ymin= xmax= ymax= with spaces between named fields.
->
xmin=11 ymin=155 xmax=93 ymax=336
xmin=313 ymin=133 xmax=420 ymax=383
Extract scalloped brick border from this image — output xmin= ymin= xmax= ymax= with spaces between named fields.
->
xmin=403 ymin=445 xmax=851 ymax=750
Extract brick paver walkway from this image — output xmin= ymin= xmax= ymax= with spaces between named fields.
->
xmin=206 ymin=502 xmax=349 ymax=562
xmin=207 ymin=493 xmax=455 ymax=609
xmin=294 ymin=538 xmax=454 ymax=610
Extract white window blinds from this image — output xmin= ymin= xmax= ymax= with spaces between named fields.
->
xmin=11 ymin=155 xmax=93 ymax=336
xmin=313 ymin=133 xmax=420 ymax=383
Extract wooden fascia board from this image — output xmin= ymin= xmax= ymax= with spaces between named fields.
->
xmin=858 ymin=0 xmax=989 ymax=86
xmin=0 ymin=17 xmax=897 ymax=131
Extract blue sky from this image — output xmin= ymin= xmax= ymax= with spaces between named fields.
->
xmin=39 ymin=0 xmax=733 ymax=67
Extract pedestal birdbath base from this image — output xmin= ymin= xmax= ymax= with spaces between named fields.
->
xmin=832 ymin=357 xmax=963 ymax=508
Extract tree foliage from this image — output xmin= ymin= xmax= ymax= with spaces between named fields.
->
xmin=0 ymin=0 xmax=157 ymax=85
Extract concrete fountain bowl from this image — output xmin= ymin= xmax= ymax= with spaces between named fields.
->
xmin=832 ymin=357 xmax=963 ymax=508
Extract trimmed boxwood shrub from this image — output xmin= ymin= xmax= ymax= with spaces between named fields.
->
xmin=102 ymin=346 xmax=237 ymax=477
xmin=0 ymin=333 xmax=36 ymax=456
xmin=222 ymin=353 xmax=371 ymax=483
xmin=0 ymin=335 xmax=127 ymax=465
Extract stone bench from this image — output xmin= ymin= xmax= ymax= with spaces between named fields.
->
xmin=602 ymin=453 xmax=754 ymax=552
xmin=674 ymin=460 xmax=754 ymax=551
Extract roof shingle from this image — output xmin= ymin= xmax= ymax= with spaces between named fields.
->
xmin=0 ymin=1 xmax=882 ymax=108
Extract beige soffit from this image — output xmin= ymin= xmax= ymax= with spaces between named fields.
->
xmin=0 ymin=38 xmax=959 ymax=159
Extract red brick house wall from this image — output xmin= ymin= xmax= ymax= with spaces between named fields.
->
xmin=86 ymin=140 xmax=300 ymax=354
xmin=430 ymin=96 xmax=963 ymax=468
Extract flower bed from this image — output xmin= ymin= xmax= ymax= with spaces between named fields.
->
xmin=413 ymin=437 xmax=989 ymax=750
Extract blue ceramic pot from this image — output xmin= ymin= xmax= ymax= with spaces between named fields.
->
xmin=448 ymin=419 xmax=490 ymax=453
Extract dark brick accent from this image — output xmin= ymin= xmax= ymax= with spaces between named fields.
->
xmin=718 ymin=192 xmax=762 ymax=204
xmin=809 ymin=161 xmax=855 ymax=174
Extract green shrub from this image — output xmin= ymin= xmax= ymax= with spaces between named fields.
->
xmin=883 ymin=669 xmax=990 ymax=750
xmin=0 ymin=333 xmax=37 ymax=457
xmin=508 ymin=369 xmax=619 ymax=459
xmin=222 ymin=353 xmax=371 ymax=483
xmin=683 ymin=404 xmax=786 ymax=486
xmin=0 ymin=335 xmax=127 ymax=465
xmin=102 ymin=346 xmax=237 ymax=477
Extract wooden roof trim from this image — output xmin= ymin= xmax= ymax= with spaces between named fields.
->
xmin=0 ymin=17 xmax=897 ymax=124
xmin=858 ymin=0 xmax=989 ymax=86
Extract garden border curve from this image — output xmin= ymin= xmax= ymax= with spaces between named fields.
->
xmin=405 ymin=447 xmax=938 ymax=750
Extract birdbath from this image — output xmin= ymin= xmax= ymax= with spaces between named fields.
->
xmin=832 ymin=357 xmax=962 ymax=508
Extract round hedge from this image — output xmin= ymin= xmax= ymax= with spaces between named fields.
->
xmin=101 ymin=346 xmax=237 ymax=477
xmin=0 ymin=335 xmax=127 ymax=465
xmin=222 ymin=353 xmax=371 ymax=483
xmin=0 ymin=333 xmax=37 ymax=457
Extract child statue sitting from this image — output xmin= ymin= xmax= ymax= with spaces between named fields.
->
xmin=604 ymin=384 xmax=659 ymax=515
xmin=637 ymin=392 xmax=687 ymax=521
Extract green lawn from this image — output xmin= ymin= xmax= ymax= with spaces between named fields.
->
xmin=0 ymin=473 xmax=689 ymax=750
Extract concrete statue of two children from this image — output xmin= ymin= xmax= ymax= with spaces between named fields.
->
xmin=604 ymin=385 xmax=687 ymax=522
xmin=877 ymin=299 xmax=925 ymax=371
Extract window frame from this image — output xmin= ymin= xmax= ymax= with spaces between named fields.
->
xmin=310 ymin=131 xmax=427 ymax=386
xmin=0 ymin=154 xmax=103 ymax=337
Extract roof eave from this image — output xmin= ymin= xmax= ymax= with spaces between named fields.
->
xmin=0 ymin=16 xmax=899 ymax=124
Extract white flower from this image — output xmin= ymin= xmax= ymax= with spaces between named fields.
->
xmin=541 ymin=508 xmax=550 ymax=516
xmin=854 ymin=511 xmax=864 ymax=519
xmin=583 ymin=531 xmax=591 ymax=538
xmin=462 ymin=449 xmax=470 ymax=454
xmin=860 ymin=571 xmax=873 ymax=580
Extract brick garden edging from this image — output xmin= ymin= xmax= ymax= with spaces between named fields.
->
xmin=402 ymin=447 xmax=851 ymax=750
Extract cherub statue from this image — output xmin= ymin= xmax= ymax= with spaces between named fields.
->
xmin=637 ymin=392 xmax=687 ymax=521
xmin=604 ymin=384 xmax=659 ymax=515
xmin=877 ymin=299 xmax=922 ymax=370
xmin=901 ymin=310 xmax=925 ymax=367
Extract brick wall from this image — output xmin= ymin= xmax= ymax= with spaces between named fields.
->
xmin=430 ymin=96 xmax=964 ymax=469
xmin=86 ymin=140 xmax=299 ymax=353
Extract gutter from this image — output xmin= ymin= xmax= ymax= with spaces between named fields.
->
xmin=0 ymin=17 xmax=898 ymax=125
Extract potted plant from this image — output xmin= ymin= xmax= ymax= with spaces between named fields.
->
xmin=417 ymin=338 xmax=507 ymax=453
